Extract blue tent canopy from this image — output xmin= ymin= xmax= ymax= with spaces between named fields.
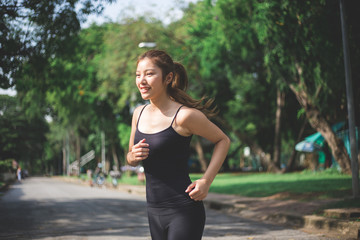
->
xmin=295 ymin=140 xmax=321 ymax=152
xmin=295 ymin=122 xmax=345 ymax=152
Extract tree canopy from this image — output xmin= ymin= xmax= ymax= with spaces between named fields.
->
xmin=1 ymin=0 xmax=359 ymax=175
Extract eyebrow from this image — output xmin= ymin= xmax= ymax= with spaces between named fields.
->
xmin=136 ymin=68 xmax=156 ymax=72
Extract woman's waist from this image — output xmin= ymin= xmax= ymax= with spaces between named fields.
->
xmin=145 ymin=174 xmax=193 ymax=205
xmin=146 ymin=199 xmax=203 ymax=215
xmin=146 ymin=194 xmax=199 ymax=211
xmin=145 ymin=170 xmax=189 ymax=180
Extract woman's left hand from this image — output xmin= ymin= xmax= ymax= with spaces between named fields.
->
xmin=185 ymin=179 xmax=211 ymax=201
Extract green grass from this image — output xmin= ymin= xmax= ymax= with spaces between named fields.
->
xmin=59 ymin=170 xmax=358 ymax=209
xmin=64 ymin=169 xmax=356 ymax=202
xmin=110 ymin=173 xmax=145 ymax=186
xmin=190 ymin=169 xmax=354 ymax=200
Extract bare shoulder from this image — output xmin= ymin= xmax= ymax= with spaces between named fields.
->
xmin=134 ymin=104 xmax=146 ymax=114
xmin=132 ymin=104 xmax=147 ymax=121
xmin=172 ymin=106 xmax=206 ymax=136
xmin=176 ymin=106 xmax=207 ymax=125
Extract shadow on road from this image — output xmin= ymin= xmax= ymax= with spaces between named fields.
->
xmin=0 ymin=178 xmax=327 ymax=240
xmin=1 ymin=197 xmax=150 ymax=239
xmin=0 ymin=179 xmax=150 ymax=239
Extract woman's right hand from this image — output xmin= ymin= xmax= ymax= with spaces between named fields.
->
xmin=128 ymin=138 xmax=149 ymax=165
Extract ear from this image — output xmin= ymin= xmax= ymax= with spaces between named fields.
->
xmin=165 ymin=72 xmax=173 ymax=85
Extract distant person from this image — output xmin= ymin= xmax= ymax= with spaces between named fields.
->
xmin=127 ymin=50 xmax=230 ymax=240
xmin=87 ymin=169 xmax=93 ymax=186
xmin=17 ymin=166 xmax=21 ymax=182
xmin=23 ymin=169 xmax=28 ymax=179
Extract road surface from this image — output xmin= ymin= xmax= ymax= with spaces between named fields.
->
xmin=0 ymin=177 xmax=333 ymax=240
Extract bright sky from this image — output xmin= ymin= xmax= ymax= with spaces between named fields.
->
xmin=82 ymin=0 xmax=199 ymax=28
xmin=0 ymin=87 xmax=16 ymax=96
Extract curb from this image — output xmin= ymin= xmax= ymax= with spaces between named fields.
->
xmin=203 ymin=198 xmax=360 ymax=240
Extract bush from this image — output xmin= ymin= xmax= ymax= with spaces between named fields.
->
xmin=0 ymin=159 xmax=15 ymax=173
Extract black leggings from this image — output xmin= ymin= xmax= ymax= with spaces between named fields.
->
xmin=147 ymin=202 xmax=206 ymax=240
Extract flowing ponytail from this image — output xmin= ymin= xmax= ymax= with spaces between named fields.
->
xmin=137 ymin=50 xmax=218 ymax=118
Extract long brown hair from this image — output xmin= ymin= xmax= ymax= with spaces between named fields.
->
xmin=137 ymin=50 xmax=218 ymax=118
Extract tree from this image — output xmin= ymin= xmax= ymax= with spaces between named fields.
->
xmin=93 ymin=19 xmax=185 ymax=164
xmin=0 ymin=0 xmax=113 ymax=89
xmin=0 ymin=95 xmax=48 ymax=173
xmin=253 ymin=0 xmax=360 ymax=173
xmin=184 ymin=0 xmax=296 ymax=172
xmin=33 ymin=18 xmax=180 ymax=173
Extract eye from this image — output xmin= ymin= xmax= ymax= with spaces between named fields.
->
xmin=146 ymin=72 xmax=153 ymax=76
xmin=135 ymin=73 xmax=140 ymax=78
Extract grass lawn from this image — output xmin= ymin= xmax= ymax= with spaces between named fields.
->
xmin=115 ymin=168 xmax=355 ymax=201
xmin=114 ymin=173 xmax=145 ymax=186
xmin=190 ymin=169 xmax=355 ymax=201
xmin=65 ymin=169 xmax=359 ymax=208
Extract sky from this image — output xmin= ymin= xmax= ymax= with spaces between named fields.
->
xmin=82 ymin=0 xmax=199 ymax=28
xmin=0 ymin=0 xmax=199 ymax=96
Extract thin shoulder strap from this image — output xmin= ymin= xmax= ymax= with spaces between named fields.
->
xmin=137 ymin=104 xmax=148 ymax=128
xmin=170 ymin=105 xmax=184 ymax=126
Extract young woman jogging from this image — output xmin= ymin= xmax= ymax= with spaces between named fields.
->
xmin=127 ymin=50 xmax=230 ymax=240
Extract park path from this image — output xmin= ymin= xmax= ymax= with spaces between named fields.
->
xmin=0 ymin=177 xmax=334 ymax=240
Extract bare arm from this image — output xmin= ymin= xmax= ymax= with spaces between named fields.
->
xmin=179 ymin=108 xmax=230 ymax=201
xmin=126 ymin=106 xmax=149 ymax=166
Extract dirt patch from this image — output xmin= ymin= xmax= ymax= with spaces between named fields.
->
xmin=264 ymin=190 xmax=352 ymax=201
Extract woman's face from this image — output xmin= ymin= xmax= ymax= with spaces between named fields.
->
xmin=136 ymin=58 xmax=169 ymax=100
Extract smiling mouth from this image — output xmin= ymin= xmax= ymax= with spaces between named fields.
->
xmin=140 ymin=87 xmax=150 ymax=93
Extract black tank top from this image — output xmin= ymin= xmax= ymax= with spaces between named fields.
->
xmin=134 ymin=104 xmax=195 ymax=208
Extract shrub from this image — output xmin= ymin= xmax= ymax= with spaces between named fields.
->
xmin=0 ymin=159 xmax=16 ymax=173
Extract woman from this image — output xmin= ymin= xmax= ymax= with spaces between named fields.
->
xmin=127 ymin=50 xmax=230 ymax=240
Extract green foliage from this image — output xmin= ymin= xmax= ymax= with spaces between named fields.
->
xmin=3 ymin=0 xmax=359 ymax=174
xmin=0 ymin=159 xmax=14 ymax=173
xmin=118 ymin=123 xmax=131 ymax=151
xmin=0 ymin=0 xmax=113 ymax=88
xmin=184 ymin=0 xmax=304 ymax=156
xmin=252 ymin=0 xmax=357 ymax=121
xmin=0 ymin=95 xmax=48 ymax=171
xmin=96 ymin=18 xmax=178 ymax=112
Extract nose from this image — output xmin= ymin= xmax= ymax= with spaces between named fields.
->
xmin=140 ymin=76 xmax=147 ymax=84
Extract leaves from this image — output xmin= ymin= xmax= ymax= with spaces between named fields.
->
xmin=2 ymin=0 xmax=359 ymax=173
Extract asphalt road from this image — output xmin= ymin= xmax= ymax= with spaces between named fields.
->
xmin=0 ymin=177 xmax=333 ymax=240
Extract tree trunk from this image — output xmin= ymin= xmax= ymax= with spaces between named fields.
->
xmin=288 ymin=82 xmax=351 ymax=173
xmin=239 ymin=154 xmax=245 ymax=169
xmin=251 ymin=140 xmax=280 ymax=172
xmin=311 ymin=116 xmax=351 ymax=173
xmin=323 ymin=143 xmax=332 ymax=169
xmin=214 ymin=116 xmax=280 ymax=172
xmin=76 ymin=134 xmax=81 ymax=176
xmin=273 ymin=89 xmax=285 ymax=168
xmin=111 ymin=144 xmax=120 ymax=169
xmin=194 ymin=137 xmax=208 ymax=172
xmin=285 ymin=119 xmax=307 ymax=172
xmin=62 ymin=137 xmax=66 ymax=175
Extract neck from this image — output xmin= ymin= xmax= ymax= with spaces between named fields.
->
xmin=149 ymin=94 xmax=177 ymax=113
xmin=150 ymin=97 xmax=172 ymax=111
